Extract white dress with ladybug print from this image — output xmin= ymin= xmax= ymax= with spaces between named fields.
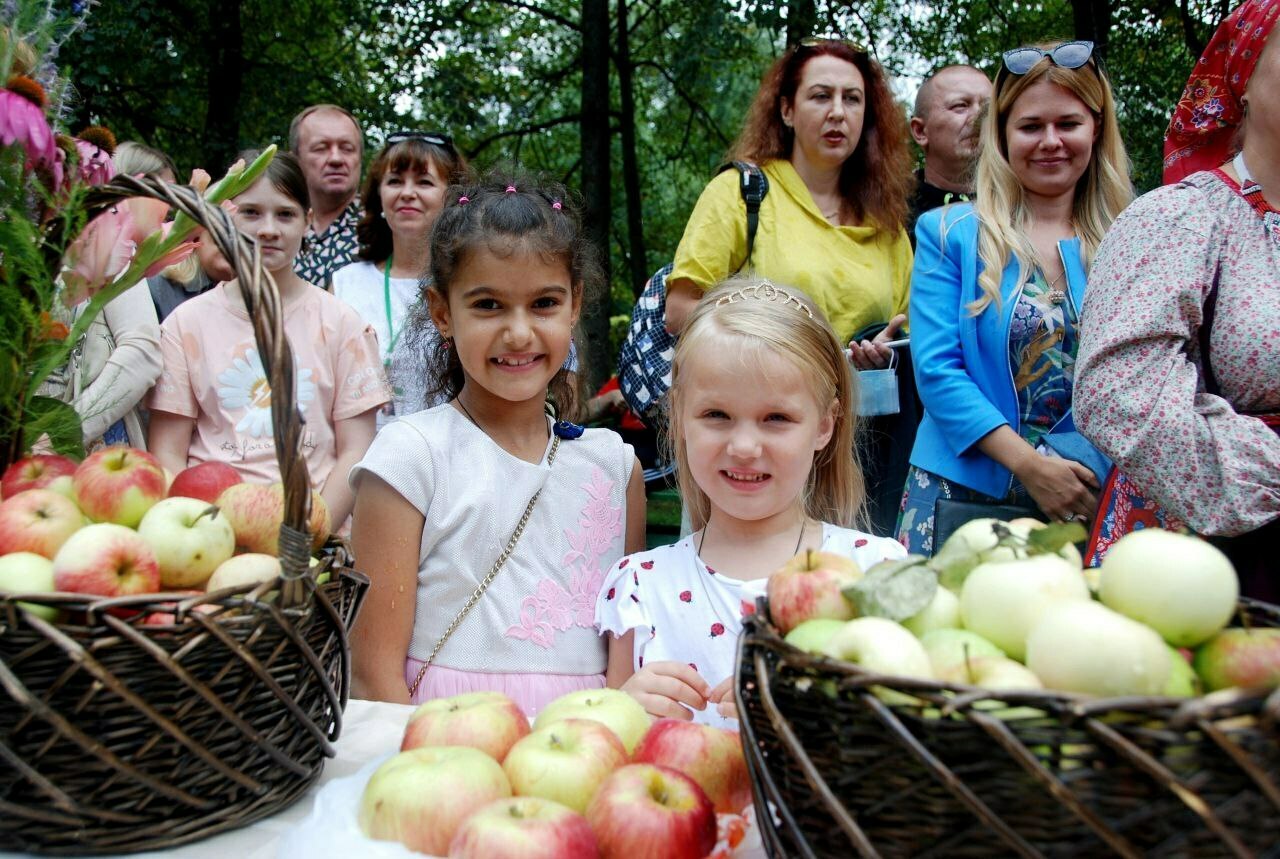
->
xmin=595 ymin=523 xmax=904 ymax=729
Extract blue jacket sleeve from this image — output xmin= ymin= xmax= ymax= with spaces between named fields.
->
xmin=909 ymin=208 xmax=1010 ymax=457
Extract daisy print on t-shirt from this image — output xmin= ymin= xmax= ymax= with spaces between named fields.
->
xmin=216 ymin=346 xmax=316 ymax=437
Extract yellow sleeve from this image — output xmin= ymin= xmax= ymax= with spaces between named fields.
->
xmin=668 ymin=170 xmax=749 ymax=292
xmin=890 ymin=228 xmax=913 ymax=323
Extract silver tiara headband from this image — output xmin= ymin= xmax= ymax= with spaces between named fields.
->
xmin=714 ymin=281 xmax=814 ymax=319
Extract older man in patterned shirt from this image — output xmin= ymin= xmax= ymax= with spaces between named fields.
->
xmin=290 ymin=103 xmax=364 ymax=289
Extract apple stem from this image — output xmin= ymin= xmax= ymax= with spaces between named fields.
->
xmin=962 ymin=643 xmax=974 ymax=685
xmin=197 ymin=505 xmax=220 ymax=524
xmin=508 ymin=805 xmax=525 ymax=820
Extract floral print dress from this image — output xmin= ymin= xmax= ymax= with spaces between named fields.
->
xmin=897 ymin=271 xmax=1080 ymax=554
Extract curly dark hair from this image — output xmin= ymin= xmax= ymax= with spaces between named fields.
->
xmin=408 ymin=169 xmax=603 ymax=421
xmin=355 ymin=137 xmax=469 ymax=264
xmin=731 ymin=39 xmax=914 ymax=234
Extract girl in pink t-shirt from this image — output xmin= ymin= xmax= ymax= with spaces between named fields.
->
xmin=348 ymin=174 xmax=644 ymax=715
xmin=149 ymin=152 xmax=390 ymax=527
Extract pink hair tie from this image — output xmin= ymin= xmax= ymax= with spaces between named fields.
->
xmin=505 ymin=184 xmax=517 ymax=194
xmin=457 ymin=195 xmax=470 ymax=205
xmin=551 ymin=199 xmax=563 ymax=210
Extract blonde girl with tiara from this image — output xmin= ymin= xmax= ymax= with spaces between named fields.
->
xmin=348 ymin=173 xmax=645 ymax=716
xmin=595 ymin=277 xmax=905 ymax=728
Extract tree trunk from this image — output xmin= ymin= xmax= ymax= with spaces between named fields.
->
xmin=1071 ymin=0 xmax=1114 ymax=59
xmin=203 ymin=0 xmax=244 ymax=170
xmin=786 ymin=0 xmax=818 ymax=47
xmin=579 ymin=0 xmax=613 ymax=390
xmin=616 ymin=0 xmax=647 ymax=296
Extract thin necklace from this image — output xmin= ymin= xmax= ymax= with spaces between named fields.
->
xmin=454 ymin=397 xmax=483 ymax=432
xmin=697 ymin=514 xmax=808 ymax=561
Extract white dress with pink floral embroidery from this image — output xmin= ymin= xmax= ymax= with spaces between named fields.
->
xmin=595 ymin=524 xmax=904 ymax=729
xmin=350 ymin=404 xmax=634 ymax=717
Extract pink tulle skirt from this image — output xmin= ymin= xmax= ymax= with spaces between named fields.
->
xmin=403 ymin=659 xmax=606 ymax=718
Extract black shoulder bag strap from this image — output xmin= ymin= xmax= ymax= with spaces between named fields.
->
xmin=717 ymin=161 xmax=769 ymax=271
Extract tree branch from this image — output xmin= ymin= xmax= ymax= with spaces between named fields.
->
xmin=634 ymin=59 xmax=733 ymax=148
xmin=488 ymin=0 xmax=580 ymax=31
xmin=468 ymin=114 xmax=583 ymax=158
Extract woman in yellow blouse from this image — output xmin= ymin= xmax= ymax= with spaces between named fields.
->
xmin=663 ymin=38 xmax=914 ymax=349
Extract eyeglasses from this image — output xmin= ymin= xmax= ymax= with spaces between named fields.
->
xmin=1002 ymin=41 xmax=1094 ymax=75
xmin=385 ymin=131 xmax=456 ymax=152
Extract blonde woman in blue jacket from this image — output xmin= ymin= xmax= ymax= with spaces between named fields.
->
xmin=896 ymin=41 xmax=1131 ymax=555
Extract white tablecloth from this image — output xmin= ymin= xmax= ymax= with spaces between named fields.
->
xmin=1 ymin=699 xmax=417 ymax=859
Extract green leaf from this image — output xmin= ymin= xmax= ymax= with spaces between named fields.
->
xmin=21 ymin=397 xmax=85 ymax=460
xmin=1026 ymin=522 xmax=1087 ymax=554
xmin=844 ymin=556 xmax=937 ymax=621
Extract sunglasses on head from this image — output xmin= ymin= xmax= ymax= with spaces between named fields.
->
xmin=798 ymin=35 xmax=868 ymax=54
xmin=385 ymin=131 xmax=455 ymax=152
xmin=1002 ymin=40 xmax=1094 ymax=75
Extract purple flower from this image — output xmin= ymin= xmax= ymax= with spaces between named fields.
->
xmin=0 ymin=87 xmax=56 ymax=173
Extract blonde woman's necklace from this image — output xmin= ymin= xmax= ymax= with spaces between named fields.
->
xmin=1044 ymin=267 xmax=1067 ymax=305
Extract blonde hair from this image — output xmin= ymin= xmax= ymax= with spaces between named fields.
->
xmin=970 ymin=45 xmax=1131 ymax=314
xmin=668 ymin=275 xmax=865 ymax=531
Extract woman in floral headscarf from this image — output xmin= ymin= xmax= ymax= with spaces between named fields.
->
xmin=1076 ymin=0 xmax=1280 ymax=594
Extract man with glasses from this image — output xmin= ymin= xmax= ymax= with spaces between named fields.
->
xmin=290 ymin=103 xmax=364 ymax=289
xmin=907 ymin=65 xmax=992 ymax=246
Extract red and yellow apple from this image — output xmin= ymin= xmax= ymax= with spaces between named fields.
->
xmin=533 ymin=688 xmax=652 ymax=754
xmin=52 ymin=522 xmax=160 ymax=597
xmin=0 ymin=488 xmax=83 ymax=559
xmin=137 ymin=497 xmax=236 ymax=589
xmin=167 ymin=461 xmax=243 ymax=504
xmin=766 ymin=549 xmax=862 ymax=634
xmin=448 ymin=796 xmax=598 ymax=859
xmin=358 ymin=746 xmax=512 ymax=856
xmin=73 ymin=446 xmax=167 ymax=528
xmin=0 ymin=551 xmax=60 ymax=620
xmin=585 ymin=763 xmax=717 ymax=859
xmin=204 ymin=553 xmax=281 ymax=592
xmin=1 ymin=453 xmax=77 ymax=499
xmin=502 ymin=718 xmax=627 ymax=813
xmin=631 ymin=718 xmax=752 ymax=815
xmin=217 ymin=482 xmax=330 ymax=554
xmin=402 ymin=691 xmax=530 ymax=763
xmin=1194 ymin=628 xmax=1280 ymax=692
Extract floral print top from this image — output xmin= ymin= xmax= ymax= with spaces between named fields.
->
xmin=1011 ymin=270 xmax=1079 ymax=450
xmin=1076 ymin=169 xmax=1280 ymax=536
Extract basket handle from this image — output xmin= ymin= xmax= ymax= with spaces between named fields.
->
xmin=79 ymin=175 xmax=314 ymax=608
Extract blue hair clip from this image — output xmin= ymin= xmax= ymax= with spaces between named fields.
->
xmin=553 ymin=420 xmax=585 ymax=440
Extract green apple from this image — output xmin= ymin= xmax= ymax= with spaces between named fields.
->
xmin=534 ymin=688 xmax=652 ymax=754
xmin=1164 ymin=646 xmax=1200 ymax=697
xmin=0 ymin=551 xmax=60 ymax=621
xmin=821 ymin=617 xmax=933 ymax=679
xmin=1098 ymin=529 xmax=1237 ymax=648
xmin=902 ymin=585 xmax=960 ymax=636
xmin=960 ymin=555 xmax=1091 ymax=661
xmin=783 ymin=618 xmax=847 ymax=653
xmin=502 ymin=718 xmax=628 ymax=814
xmin=205 ymin=553 xmax=281 ymax=591
xmin=137 ymin=496 xmax=236 ymax=589
xmin=1026 ymin=601 xmax=1169 ymax=697
xmin=1194 ymin=628 xmax=1280 ymax=692
xmin=920 ymin=629 xmax=1005 ymax=677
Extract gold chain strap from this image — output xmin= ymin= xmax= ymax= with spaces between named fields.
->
xmin=408 ymin=433 xmax=561 ymax=699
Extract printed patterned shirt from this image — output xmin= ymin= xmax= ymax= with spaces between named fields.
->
xmin=295 ymin=198 xmax=362 ymax=289
xmin=1076 ymin=169 xmax=1280 ymax=536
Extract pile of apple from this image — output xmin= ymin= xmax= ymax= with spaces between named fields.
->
xmin=768 ymin=519 xmax=1280 ymax=701
xmin=0 ymin=447 xmax=331 ymax=621
xmin=358 ymin=688 xmax=754 ymax=858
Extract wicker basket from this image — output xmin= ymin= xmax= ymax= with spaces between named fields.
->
xmin=737 ymin=598 xmax=1280 ymax=858
xmin=0 ymin=174 xmax=370 ymax=854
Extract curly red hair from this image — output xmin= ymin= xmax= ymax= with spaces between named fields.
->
xmin=731 ymin=40 xmax=913 ymax=235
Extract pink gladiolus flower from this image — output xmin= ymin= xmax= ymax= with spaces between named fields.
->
xmin=143 ymin=222 xmax=198 ymax=277
xmin=188 ymin=168 xmax=211 ymax=193
xmin=0 ymin=88 xmax=57 ymax=172
xmin=62 ymin=205 xmax=136 ymax=306
xmin=124 ymin=196 xmax=169 ymax=242
xmin=75 ymin=139 xmax=115 ymax=185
